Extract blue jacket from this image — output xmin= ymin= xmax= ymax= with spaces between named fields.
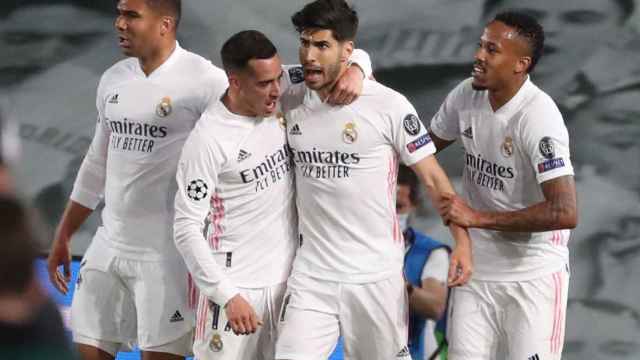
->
xmin=404 ymin=227 xmax=450 ymax=360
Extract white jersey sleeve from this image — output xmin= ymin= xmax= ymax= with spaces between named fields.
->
xmin=518 ymin=96 xmax=574 ymax=184
xmin=420 ymin=247 xmax=449 ymax=284
xmin=70 ymin=78 xmax=110 ymax=209
xmin=389 ymin=95 xmax=436 ymax=166
xmin=174 ymin=126 xmax=239 ymax=306
xmin=429 ymin=80 xmax=467 ymax=141
xmin=349 ymin=48 xmax=373 ymax=79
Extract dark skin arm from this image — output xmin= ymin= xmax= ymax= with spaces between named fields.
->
xmin=440 ymin=175 xmax=578 ymax=231
xmin=47 ymin=200 xmax=93 ymax=294
xmin=408 ymin=277 xmax=447 ymax=320
xmin=429 ymin=130 xmax=456 ymax=154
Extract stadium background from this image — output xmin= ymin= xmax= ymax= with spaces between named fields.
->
xmin=2 ymin=0 xmax=639 ymax=358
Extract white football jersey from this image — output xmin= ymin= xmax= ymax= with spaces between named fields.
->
xmin=70 ymin=43 xmax=228 ymax=261
xmin=285 ymin=79 xmax=436 ymax=283
xmin=430 ymin=77 xmax=574 ymax=281
xmin=173 ymin=99 xmax=298 ymax=305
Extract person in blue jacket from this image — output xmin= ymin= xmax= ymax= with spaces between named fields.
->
xmin=398 ymin=164 xmax=451 ymax=360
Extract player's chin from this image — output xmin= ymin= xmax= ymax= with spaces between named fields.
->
xmin=120 ymin=47 xmax=136 ymax=57
xmin=471 ymin=79 xmax=488 ymax=91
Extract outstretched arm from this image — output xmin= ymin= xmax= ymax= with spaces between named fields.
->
xmin=440 ymin=175 xmax=577 ymax=232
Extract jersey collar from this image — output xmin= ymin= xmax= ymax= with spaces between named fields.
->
xmin=135 ymin=41 xmax=184 ymax=79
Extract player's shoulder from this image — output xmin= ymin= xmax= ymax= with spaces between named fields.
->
xmin=197 ymin=102 xmax=249 ymax=137
xmin=523 ymin=80 xmax=560 ymax=110
xmin=178 ymin=49 xmax=227 ymax=82
xmin=97 ymin=57 xmax=137 ymax=97
xmin=101 ymin=57 xmax=136 ymax=83
xmin=518 ymin=79 xmax=564 ymax=126
xmin=359 ymin=79 xmax=413 ymax=109
xmin=448 ymin=77 xmax=479 ymax=104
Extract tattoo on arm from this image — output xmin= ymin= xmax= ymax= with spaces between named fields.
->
xmin=480 ymin=175 xmax=577 ymax=232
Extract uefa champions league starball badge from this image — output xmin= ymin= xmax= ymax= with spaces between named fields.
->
xmin=501 ymin=136 xmax=514 ymax=157
xmin=156 ymin=96 xmax=172 ymax=117
xmin=210 ymin=333 xmax=223 ymax=352
xmin=342 ymin=122 xmax=357 ymax=144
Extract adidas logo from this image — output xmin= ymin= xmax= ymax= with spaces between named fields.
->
xmin=396 ymin=345 xmax=410 ymax=358
xmin=108 ymin=94 xmax=119 ymax=104
xmin=527 ymin=354 xmax=540 ymax=360
xmin=170 ymin=310 xmax=184 ymax=323
xmin=289 ymin=124 xmax=302 ymax=135
xmin=237 ymin=149 xmax=252 ymax=162
xmin=462 ymin=126 xmax=473 ymax=139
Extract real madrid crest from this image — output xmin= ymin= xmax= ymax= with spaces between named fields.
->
xmin=342 ymin=122 xmax=357 ymax=144
xmin=501 ymin=136 xmax=513 ymax=157
xmin=156 ymin=96 xmax=172 ymax=117
xmin=276 ymin=112 xmax=286 ymax=129
xmin=210 ymin=333 xmax=223 ymax=352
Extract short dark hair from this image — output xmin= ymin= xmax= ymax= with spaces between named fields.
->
xmin=146 ymin=0 xmax=181 ymax=28
xmin=0 ymin=196 xmax=38 ymax=295
xmin=220 ymin=30 xmax=278 ymax=74
xmin=493 ymin=11 xmax=545 ymax=73
xmin=397 ymin=165 xmax=420 ymax=205
xmin=291 ymin=0 xmax=358 ymax=42
xmin=483 ymin=0 xmax=635 ymax=23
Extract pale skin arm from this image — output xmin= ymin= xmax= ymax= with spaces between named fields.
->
xmin=408 ymin=277 xmax=447 ymax=320
xmin=411 ymin=155 xmax=473 ymax=286
xmin=326 ymin=63 xmax=366 ymax=105
xmin=47 ymin=200 xmax=93 ymax=294
xmin=440 ymin=175 xmax=578 ymax=232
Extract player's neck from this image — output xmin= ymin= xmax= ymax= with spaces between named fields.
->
xmin=138 ymin=39 xmax=177 ymax=77
xmin=223 ymin=91 xmax=258 ymax=118
xmin=488 ymin=75 xmax=527 ymax=112
xmin=317 ymin=65 xmax=348 ymax=101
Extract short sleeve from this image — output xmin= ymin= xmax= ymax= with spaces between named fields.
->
xmin=420 ymin=247 xmax=450 ymax=284
xmin=519 ymin=98 xmax=574 ymax=184
xmin=389 ymin=95 xmax=436 ymax=166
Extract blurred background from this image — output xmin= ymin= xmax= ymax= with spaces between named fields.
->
xmin=2 ymin=0 xmax=639 ymax=358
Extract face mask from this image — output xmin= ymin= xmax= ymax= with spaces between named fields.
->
xmin=397 ymin=213 xmax=410 ymax=232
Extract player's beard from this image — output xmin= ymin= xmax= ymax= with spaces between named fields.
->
xmin=471 ymin=82 xmax=488 ymax=91
xmin=315 ymin=54 xmax=343 ymax=94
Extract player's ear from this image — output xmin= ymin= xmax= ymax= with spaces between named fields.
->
xmin=227 ymin=71 xmax=241 ymax=90
xmin=160 ymin=16 xmax=174 ymax=35
xmin=515 ymin=56 xmax=531 ymax=74
xmin=340 ymin=40 xmax=353 ymax=64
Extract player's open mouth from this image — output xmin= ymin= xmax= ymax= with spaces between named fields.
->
xmin=265 ymin=101 xmax=276 ymax=112
xmin=118 ymin=36 xmax=131 ymax=48
xmin=471 ymin=63 xmax=486 ymax=77
xmin=304 ymin=68 xmax=323 ymax=81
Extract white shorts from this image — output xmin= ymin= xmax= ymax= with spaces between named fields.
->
xmin=275 ymin=272 xmax=410 ymax=360
xmin=447 ymin=267 xmax=570 ymax=360
xmin=193 ymin=282 xmax=287 ymax=360
xmin=71 ymin=242 xmax=194 ymax=356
